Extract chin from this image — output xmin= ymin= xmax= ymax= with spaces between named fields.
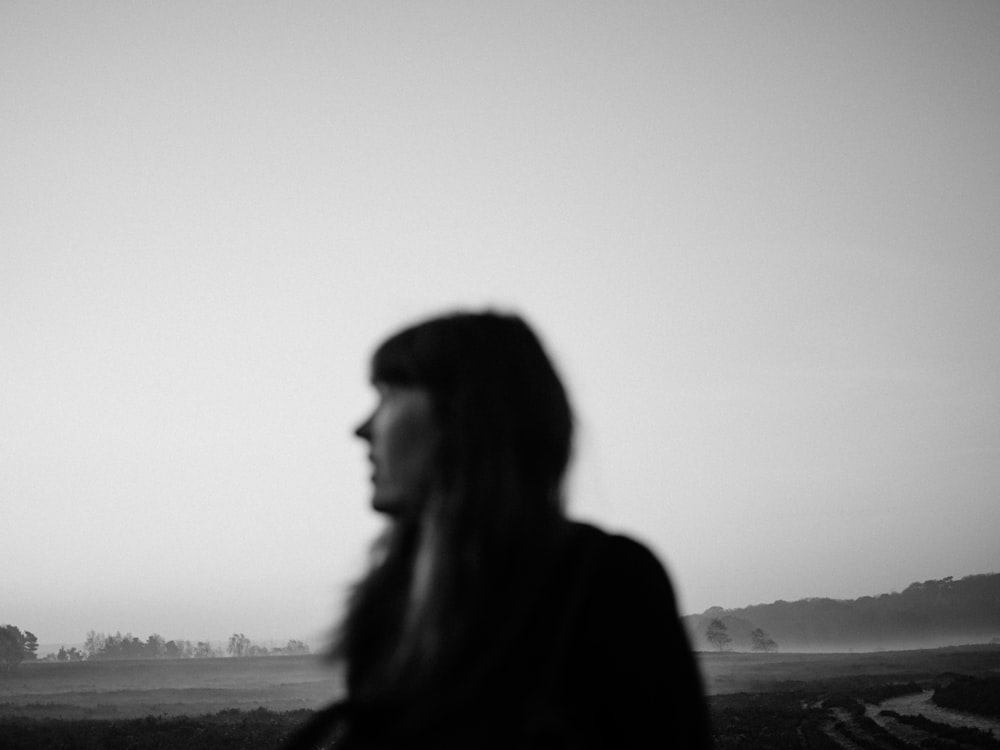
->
xmin=371 ymin=494 xmax=402 ymax=516
xmin=371 ymin=494 xmax=419 ymax=519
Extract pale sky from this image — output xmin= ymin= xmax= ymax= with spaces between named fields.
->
xmin=2 ymin=1 xmax=998 ymax=647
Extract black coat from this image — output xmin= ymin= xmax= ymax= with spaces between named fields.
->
xmin=287 ymin=522 xmax=712 ymax=749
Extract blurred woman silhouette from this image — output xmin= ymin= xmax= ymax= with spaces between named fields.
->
xmin=286 ymin=310 xmax=711 ymax=749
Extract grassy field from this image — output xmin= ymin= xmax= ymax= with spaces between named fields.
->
xmin=699 ymin=643 xmax=1000 ymax=694
xmin=2 ymin=646 xmax=1000 ymax=748
xmin=0 ymin=654 xmax=340 ymax=720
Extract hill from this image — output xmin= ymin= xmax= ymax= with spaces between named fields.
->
xmin=684 ymin=572 xmax=1000 ymax=652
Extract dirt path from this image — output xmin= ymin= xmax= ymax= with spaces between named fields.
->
xmin=874 ymin=689 xmax=1000 ymax=738
xmin=822 ymin=707 xmax=869 ymax=750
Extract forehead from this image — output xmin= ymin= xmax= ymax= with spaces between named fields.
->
xmin=372 ymin=380 xmax=432 ymax=399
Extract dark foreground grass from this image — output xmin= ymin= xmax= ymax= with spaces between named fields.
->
xmin=4 ymin=658 xmax=999 ymax=750
xmin=933 ymin=675 xmax=1000 ymax=720
xmin=709 ymin=686 xmax=1000 ymax=750
xmin=0 ymin=707 xmax=312 ymax=750
xmin=3 ymin=694 xmax=997 ymax=750
xmin=708 ymin=690 xmax=838 ymax=750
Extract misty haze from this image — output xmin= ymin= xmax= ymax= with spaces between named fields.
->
xmin=3 ymin=1 xmax=999 ymax=748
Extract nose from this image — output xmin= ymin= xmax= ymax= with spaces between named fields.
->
xmin=354 ymin=414 xmax=373 ymax=441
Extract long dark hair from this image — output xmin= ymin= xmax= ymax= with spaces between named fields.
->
xmin=334 ymin=310 xmax=575 ymax=716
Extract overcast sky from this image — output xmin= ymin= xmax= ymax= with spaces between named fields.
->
xmin=3 ymin=1 xmax=998 ymax=647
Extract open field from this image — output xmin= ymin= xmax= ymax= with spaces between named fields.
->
xmin=699 ymin=643 xmax=1000 ymax=695
xmin=2 ymin=646 xmax=999 ymax=748
xmin=0 ymin=655 xmax=340 ymax=720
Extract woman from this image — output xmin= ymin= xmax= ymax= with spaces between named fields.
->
xmin=287 ymin=310 xmax=711 ymax=749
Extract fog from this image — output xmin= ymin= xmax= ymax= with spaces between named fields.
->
xmin=2 ymin=1 xmax=998 ymax=648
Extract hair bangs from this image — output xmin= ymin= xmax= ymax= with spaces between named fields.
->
xmin=370 ymin=327 xmax=426 ymax=385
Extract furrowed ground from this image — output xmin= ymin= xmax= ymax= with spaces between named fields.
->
xmin=2 ymin=646 xmax=999 ymax=748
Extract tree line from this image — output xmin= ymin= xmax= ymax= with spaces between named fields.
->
xmin=80 ymin=631 xmax=220 ymax=660
xmin=77 ymin=631 xmax=310 ymax=660
xmin=0 ymin=625 xmax=38 ymax=674
xmin=224 ymin=632 xmax=310 ymax=658
xmin=1 ymin=624 xmax=310 ymax=672
xmin=688 ymin=572 xmax=1000 ymax=651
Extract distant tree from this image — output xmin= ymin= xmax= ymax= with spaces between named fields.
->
xmin=0 ymin=625 xmax=37 ymax=675
xmin=706 ymin=618 xmax=732 ymax=652
xmin=228 ymin=633 xmax=251 ymax=658
xmin=94 ymin=632 xmax=149 ymax=660
xmin=283 ymin=639 xmax=310 ymax=655
xmin=751 ymin=627 xmax=778 ymax=653
xmin=84 ymin=630 xmax=106 ymax=659
xmin=195 ymin=641 xmax=216 ymax=658
xmin=96 ymin=632 xmax=120 ymax=659
xmin=123 ymin=634 xmax=145 ymax=658
xmin=164 ymin=639 xmax=195 ymax=658
xmin=145 ymin=634 xmax=165 ymax=658
xmin=23 ymin=631 xmax=38 ymax=661
xmin=56 ymin=646 xmax=86 ymax=662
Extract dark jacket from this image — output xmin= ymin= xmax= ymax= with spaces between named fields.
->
xmin=287 ymin=522 xmax=711 ymax=749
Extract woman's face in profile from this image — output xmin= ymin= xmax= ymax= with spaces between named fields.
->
xmin=355 ymin=382 xmax=439 ymax=517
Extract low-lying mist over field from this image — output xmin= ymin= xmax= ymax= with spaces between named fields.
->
xmin=685 ymin=572 xmax=1000 ymax=653
xmin=4 ymin=572 xmax=1000 ymax=748
xmin=9 ymin=570 xmax=998 ymax=673
xmin=4 ymin=643 xmax=1000 ymax=749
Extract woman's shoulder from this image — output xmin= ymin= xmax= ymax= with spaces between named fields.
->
xmin=561 ymin=520 xmax=678 ymax=604
xmin=565 ymin=520 xmax=669 ymax=571
xmin=558 ymin=523 xmax=712 ymax=749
